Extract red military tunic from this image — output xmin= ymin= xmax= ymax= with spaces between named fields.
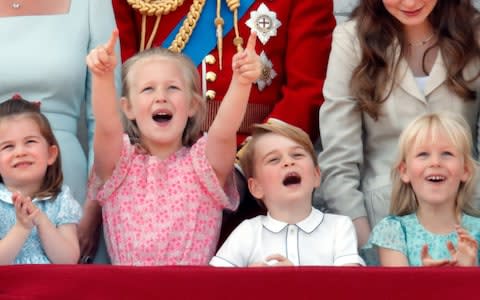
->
xmin=112 ymin=0 xmax=336 ymax=142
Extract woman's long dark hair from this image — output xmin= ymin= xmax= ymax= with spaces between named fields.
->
xmin=351 ymin=0 xmax=480 ymax=120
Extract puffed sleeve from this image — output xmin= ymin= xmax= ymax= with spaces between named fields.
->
xmin=332 ymin=215 xmax=365 ymax=266
xmin=314 ymin=21 xmax=366 ymax=220
xmin=55 ymin=186 xmax=82 ymax=225
xmin=209 ymin=219 xmax=255 ymax=267
xmin=368 ymin=216 xmax=407 ymax=254
xmin=266 ymin=1 xmax=336 ymax=141
xmin=86 ymin=0 xmax=122 ymax=170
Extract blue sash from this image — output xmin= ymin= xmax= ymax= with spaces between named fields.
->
xmin=162 ymin=0 xmax=255 ymax=66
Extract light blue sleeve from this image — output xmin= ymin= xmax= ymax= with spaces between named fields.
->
xmin=55 ymin=186 xmax=82 ymax=225
xmin=85 ymin=0 xmax=122 ymax=170
xmin=368 ymin=216 xmax=407 ymax=254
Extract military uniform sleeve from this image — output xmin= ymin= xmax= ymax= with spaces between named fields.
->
xmin=267 ymin=1 xmax=336 ymax=141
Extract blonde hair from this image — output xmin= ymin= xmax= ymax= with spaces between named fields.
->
xmin=240 ymin=121 xmax=318 ymax=180
xmin=390 ymin=112 xmax=479 ymax=217
xmin=121 ymin=47 xmax=206 ymax=149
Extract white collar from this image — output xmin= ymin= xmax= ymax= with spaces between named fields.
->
xmin=0 ymin=184 xmax=50 ymax=204
xmin=262 ymin=207 xmax=324 ymax=234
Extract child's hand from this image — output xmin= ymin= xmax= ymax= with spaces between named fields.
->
xmin=12 ymin=192 xmax=38 ymax=230
xmin=420 ymin=244 xmax=454 ymax=267
xmin=249 ymin=254 xmax=294 ymax=267
xmin=265 ymin=254 xmax=294 ymax=266
xmin=86 ymin=29 xmax=118 ymax=76
xmin=232 ymin=32 xmax=261 ymax=85
xmin=446 ymin=225 xmax=478 ymax=266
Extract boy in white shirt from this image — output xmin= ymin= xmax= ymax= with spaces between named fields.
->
xmin=210 ymin=121 xmax=364 ymax=267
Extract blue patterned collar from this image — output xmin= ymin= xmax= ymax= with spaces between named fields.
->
xmin=263 ymin=208 xmax=324 ymax=234
xmin=0 ymin=184 xmax=50 ymax=204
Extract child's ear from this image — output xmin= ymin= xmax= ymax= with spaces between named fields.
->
xmin=398 ymin=161 xmax=410 ymax=183
xmin=187 ymin=95 xmax=199 ymax=117
xmin=461 ymin=161 xmax=471 ymax=182
xmin=313 ymin=166 xmax=321 ymax=188
xmin=120 ymin=97 xmax=135 ymax=120
xmin=248 ymin=177 xmax=264 ymax=200
xmin=47 ymin=145 xmax=59 ymax=166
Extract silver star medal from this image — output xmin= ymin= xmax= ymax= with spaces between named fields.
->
xmin=246 ymin=3 xmax=282 ymax=45
xmin=256 ymin=51 xmax=277 ymax=91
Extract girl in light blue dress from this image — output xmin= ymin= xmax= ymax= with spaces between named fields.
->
xmin=0 ymin=98 xmax=81 ymax=264
xmin=365 ymin=112 xmax=480 ymax=267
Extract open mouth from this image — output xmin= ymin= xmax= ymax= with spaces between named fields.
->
xmin=425 ymin=175 xmax=446 ymax=183
xmin=282 ymin=172 xmax=301 ymax=186
xmin=152 ymin=112 xmax=173 ymax=123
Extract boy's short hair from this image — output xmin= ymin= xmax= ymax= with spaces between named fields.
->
xmin=239 ymin=120 xmax=318 ymax=180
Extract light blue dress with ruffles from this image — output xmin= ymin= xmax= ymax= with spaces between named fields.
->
xmin=363 ymin=213 xmax=480 ymax=266
xmin=0 ymin=184 xmax=81 ymax=264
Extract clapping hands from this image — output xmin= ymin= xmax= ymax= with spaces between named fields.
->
xmin=13 ymin=192 xmax=39 ymax=230
xmin=232 ymin=32 xmax=261 ymax=85
xmin=421 ymin=225 xmax=478 ymax=267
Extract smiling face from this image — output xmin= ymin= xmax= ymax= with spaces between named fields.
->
xmin=247 ymin=133 xmax=320 ymax=210
xmin=399 ymin=131 xmax=469 ymax=209
xmin=382 ymin=0 xmax=437 ymax=28
xmin=122 ymin=56 xmax=197 ymax=156
xmin=0 ymin=116 xmax=58 ymax=194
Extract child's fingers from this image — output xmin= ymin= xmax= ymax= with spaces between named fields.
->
xmin=104 ymin=29 xmax=119 ymax=55
xmin=446 ymin=240 xmax=457 ymax=257
xmin=86 ymin=52 xmax=109 ymax=75
xmin=265 ymin=253 xmax=287 ymax=262
xmin=420 ymin=244 xmax=430 ymax=260
xmin=245 ymin=31 xmax=257 ymax=51
xmin=97 ymin=48 xmax=113 ymax=68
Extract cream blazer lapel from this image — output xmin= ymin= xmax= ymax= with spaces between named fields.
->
xmin=425 ymin=51 xmax=447 ymax=96
xmin=394 ymin=49 xmax=446 ymax=103
xmin=395 ymin=50 xmax=426 ymax=103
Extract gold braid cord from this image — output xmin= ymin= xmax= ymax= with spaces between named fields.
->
xmin=225 ymin=0 xmax=243 ymax=52
xmin=127 ymin=0 xmax=185 ymax=51
xmin=129 ymin=0 xmax=242 ymax=69
xmin=168 ymin=0 xmax=206 ymax=53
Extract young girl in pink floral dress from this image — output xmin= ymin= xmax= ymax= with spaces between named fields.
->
xmin=83 ymin=30 xmax=261 ymax=265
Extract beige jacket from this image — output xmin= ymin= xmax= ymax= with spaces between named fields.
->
xmin=314 ymin=20 xmax=480 ymax=227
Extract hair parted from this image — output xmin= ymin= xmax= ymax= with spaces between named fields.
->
xmin=390 ymin=112 xmax=479 ymax=217
xmin=239 ymin=120 xmax=318 ymax=181
xmin=121 ymin=47 xmax=206 ymax=149
xmin=0 ymin=97 xmax=63 ymax=199
xmin=350 ymin=0 xmax=480 ymax=120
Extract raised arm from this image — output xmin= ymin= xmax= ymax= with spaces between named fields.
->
xmin=85 ymin=0 xmax=122 ymax=170
xmin=86 ymin=30 xmax=124 ymax=182
xmin=207 ymin=32 xmax=261 ymax=185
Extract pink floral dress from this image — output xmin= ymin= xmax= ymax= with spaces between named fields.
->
xmin=88 ymin=134 xmax=239 ymax=265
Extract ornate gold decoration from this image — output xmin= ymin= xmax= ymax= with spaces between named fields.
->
xmin=127 ymin=0 xmax=206 ymax=52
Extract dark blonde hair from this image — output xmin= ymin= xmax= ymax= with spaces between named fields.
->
xmin=0 ymin=98 xmax=62 ymax=199
xmin=351 ymin=0 xmax=480 ymax=120
xmin=121 ymin=47 xmax=206 ymax=149
xmin=240 ymin=121 xmax=318 ymax=180
xmin=390 ymin=112 xmax=479 ymax=217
